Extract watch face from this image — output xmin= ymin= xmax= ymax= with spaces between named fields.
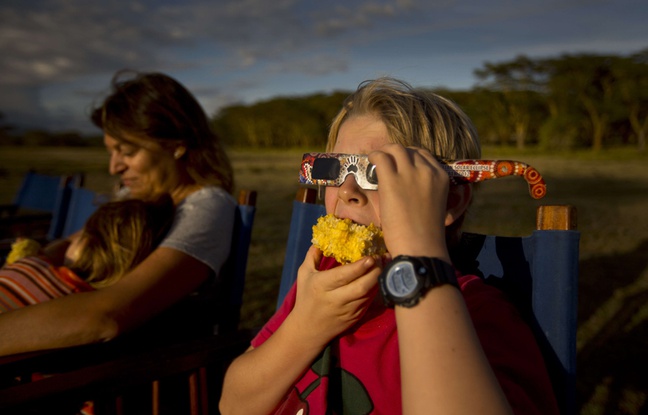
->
xmin=385 ymin=261 xmax=419 ymax=298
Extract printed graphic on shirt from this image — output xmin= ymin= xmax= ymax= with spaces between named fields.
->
xmin=275 ymin=344 xmax=374 ymax=415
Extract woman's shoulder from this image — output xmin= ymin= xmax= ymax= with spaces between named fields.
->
xmin=170 ymin=186 xmax=237 ymax=233
xmin=179 ymin=186 xmax=237 ymax=211
xmin=187 ymin=186 xmax=236 ymax=203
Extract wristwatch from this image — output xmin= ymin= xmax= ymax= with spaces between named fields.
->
xmin=379 ymin=256 xmax=458 ymax=308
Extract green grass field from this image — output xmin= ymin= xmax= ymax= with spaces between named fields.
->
xmin=1 ymin=145 xmax=647 ymax=414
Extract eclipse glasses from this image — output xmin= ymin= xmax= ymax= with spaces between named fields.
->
xmin=299 ymin=152 xmax=547 ymax=199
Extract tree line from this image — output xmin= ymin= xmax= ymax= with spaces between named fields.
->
xmin=213 ymin=49 xmax=647 ymax=152
xmin=2 ymin=49 xmax=646 ymax=152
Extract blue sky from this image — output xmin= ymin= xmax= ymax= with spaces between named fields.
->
xmin=1 ymin=0 xmax=647 ymax=133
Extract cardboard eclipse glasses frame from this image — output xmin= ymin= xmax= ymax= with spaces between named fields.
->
xmin=299 ymin=152 xmax=547 ymax=199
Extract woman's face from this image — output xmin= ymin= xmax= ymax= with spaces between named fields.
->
xmin=104 ymin=133 xmax=181 ymax=201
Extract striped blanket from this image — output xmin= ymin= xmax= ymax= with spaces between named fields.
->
xmin=0 ymin=257 xmax=93 ymax=312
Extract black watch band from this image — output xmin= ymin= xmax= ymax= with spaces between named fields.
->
xmin=379 ymin=256 xmax=458 ymax=308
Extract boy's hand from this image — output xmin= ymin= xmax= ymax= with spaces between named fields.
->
xmin=369 ymin=144 xmax=451 ymax=259
xmin=291 ymin=246 xmax=382 ymax=348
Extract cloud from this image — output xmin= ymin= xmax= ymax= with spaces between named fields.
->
xmin=0 ymin=0 xmax=646 ymax=132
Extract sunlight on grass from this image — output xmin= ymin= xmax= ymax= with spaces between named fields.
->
xmin=2 ymin=145 xmax=648 ymax=415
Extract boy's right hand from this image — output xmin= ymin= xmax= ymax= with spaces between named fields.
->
xmin=289 ymin=246 xmax=382 ymax=348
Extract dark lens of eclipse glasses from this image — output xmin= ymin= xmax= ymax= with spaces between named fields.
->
xmin=311 ymin=158 xmax=341 ymax=180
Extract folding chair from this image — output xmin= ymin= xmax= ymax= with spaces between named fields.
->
xmin=0 ymin=189 xmax=258 ymax=415
xmin=277 ymin=187 xmax=579 ymax=415
xmin=57 ymin=186 xmax=104 ymax=239
xmin=0 ymin=171 xmax=70 ymax=246
xmin=0 ymin=171 xmax=64 ymax=216
xmin=46 ymin=173 xmax=90 ymax=240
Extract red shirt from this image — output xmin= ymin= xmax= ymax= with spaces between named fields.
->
xmin=252 ymin=257 xmax=558 ymax=414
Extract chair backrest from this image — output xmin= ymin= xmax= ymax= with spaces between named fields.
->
xmin=277 ymin=188 xmax=323 ymax=309
xmin=452 ymin=205 xmax=579 ymax=415
xmin=46 ymin=173 xmax=87 ymax=241
xmin=11 ymin=171 xmax=65 ymax=213
xmin=58 ymin=186 xmax=102 ymax=239
xmin=214 ymin=190 xmax=257 ymax=334
xmin=1 ymin=172 xmax=80 ymax=247
xmin=277 ymin=187 xmax=579 ymax=415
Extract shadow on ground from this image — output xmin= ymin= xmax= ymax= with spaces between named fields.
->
xmin=577 ymin=239 xmax=648 ymax=414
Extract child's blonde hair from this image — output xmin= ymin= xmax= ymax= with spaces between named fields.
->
xmin=327 ymin=77 xmax=481 ymax=160
xmin=69 ymin=195 xmax=174 ymax=288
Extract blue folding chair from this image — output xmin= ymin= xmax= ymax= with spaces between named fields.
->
xmin=277 ymin=187 xmax=579 ymax=415
xmin=2 ymin=171 xmax=64 ymax=215
xmin=46 ymin=173 xmax=87 ymax=241
xmin=58 ymin=186 xmax=103 ymax=239
xmin=1 ymin=172 xmax=69 ymax=243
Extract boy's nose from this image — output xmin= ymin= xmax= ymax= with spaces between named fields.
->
xmin=338 ymin=175 xmax=367 ymax=205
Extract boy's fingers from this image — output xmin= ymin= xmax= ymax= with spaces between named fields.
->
xmin=302 ymin=245 xmax=323 ymax=272
xmin=324 ymin=256 xmax=379 ymax=290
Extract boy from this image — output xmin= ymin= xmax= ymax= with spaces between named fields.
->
xmin=220 ymin=78 xmax=557 ymax=415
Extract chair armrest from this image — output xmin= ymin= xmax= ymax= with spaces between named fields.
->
xmin=0 ymin=330 xmax=254 ymax=413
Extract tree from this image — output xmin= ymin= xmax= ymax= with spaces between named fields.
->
xmin=474 ymin=55 xmax=547 ymax=149
xmin=612 ymin=49 xmax=648 ymax=151
xmin=542 ymin=54 xmax=621 ymax=151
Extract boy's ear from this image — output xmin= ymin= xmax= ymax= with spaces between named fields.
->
xmin=445 ymin=184 xmax=472 ymax=226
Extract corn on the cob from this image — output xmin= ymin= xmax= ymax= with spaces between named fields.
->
xmin=311 ymin=214 xmax=387 ymax=264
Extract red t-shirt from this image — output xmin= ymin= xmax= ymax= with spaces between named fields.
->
xmin=252 ymin=256 xmax=558 ymax=415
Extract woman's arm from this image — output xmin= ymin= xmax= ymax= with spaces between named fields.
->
xmin=0 ymin=247 xmax=210 ymax=356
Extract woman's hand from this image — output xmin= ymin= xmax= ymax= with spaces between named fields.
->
xmin=289 ymin=246 xmax=382 ymax=348
xmin=369 ymin=144 xmax=450 ymax=259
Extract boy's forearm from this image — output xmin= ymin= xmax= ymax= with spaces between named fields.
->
xmin=220 ymin=315 xmax=326 ymax=415
xmin=395 ymin=287 xmax=512 ymax=415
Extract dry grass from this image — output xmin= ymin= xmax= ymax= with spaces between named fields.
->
xmin=1 ymin=146 xmax=647 ymax=414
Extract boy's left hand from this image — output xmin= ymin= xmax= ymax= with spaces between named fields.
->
xmin=290 ymin=246 xmax=383 ymax=348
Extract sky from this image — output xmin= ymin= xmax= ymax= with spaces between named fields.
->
xmin=1 ymin=0 xmax=647 ymax=134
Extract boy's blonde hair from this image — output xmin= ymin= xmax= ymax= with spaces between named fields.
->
xmin=327 ymin=77 xmax=481 ymax=160
xmin=70 ymin=195 xmax=174 ymax=288
xmin=326 ymin=77 xmax=481 ymax=242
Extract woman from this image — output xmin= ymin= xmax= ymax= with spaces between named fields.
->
xmin=0 ymin=71 xmax=236 ymax=356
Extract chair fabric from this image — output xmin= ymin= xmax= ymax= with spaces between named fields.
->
xmin=9 ymin=171 xmax=63 ymax=213
xmin=1 ymin=172 xmax=73 ymax=261
xmin=59 ymin=186 xmax=102 ymax=239
xmin=276 ymin=187 xmax=579 ymax=415
xmin=46 ymin=173 xmax=87 ymax=241
xmin=277 ymin=189 xmax=324 ymax=309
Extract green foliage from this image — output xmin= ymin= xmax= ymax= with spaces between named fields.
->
xmin=538 ymin=115 xmax=583 ymax=150
xmin=212 ymin=92 xmax=349 ymax=148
